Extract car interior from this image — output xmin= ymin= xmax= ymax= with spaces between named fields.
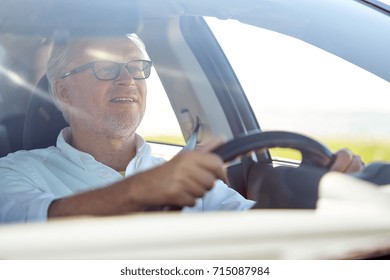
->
xmin=1 ymin=0 xmax=390 ymax=260
xmin=1 ymin=0 xmax=390 ymax=203
xmin=1 ymin=4 xmax=265 ymax=200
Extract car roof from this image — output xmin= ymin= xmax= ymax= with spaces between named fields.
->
xmin=2 ymin=0 xmax=389 ymax=82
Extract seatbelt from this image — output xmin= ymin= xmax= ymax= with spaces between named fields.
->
xmin=164 ymin=117 xmax=200 ymax=211
xmin=182 ymin=116 xmax=200 ymax=151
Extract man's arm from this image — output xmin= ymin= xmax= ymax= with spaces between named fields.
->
xmin=48 ymin=148 xmax=227 ymax=218
xmin=48 ymin=144 xmax=364 ymax=218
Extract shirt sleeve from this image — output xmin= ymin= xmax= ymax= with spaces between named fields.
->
xmin=0 ymin=166 xmax=56 ymax=224
xmin=183 ymin=180 xmax=255 ymax=212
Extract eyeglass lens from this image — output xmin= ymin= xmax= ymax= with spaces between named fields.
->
xmin=93 ymin=60 xmax=151 ymax=80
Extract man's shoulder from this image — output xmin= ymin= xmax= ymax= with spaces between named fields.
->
xmin=0 ymin=147 xmax=59 ymax=166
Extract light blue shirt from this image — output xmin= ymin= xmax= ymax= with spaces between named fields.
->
xmin=0 ymin=128 xmax=254 ymax=223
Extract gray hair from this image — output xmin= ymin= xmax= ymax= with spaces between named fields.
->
xmin=46 ymin=34 xmax=147 ymax=120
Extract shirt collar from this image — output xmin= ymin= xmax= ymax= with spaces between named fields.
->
xmin=56 ymin=127 xmax=90 ymax=169
xmin=56 ymin=127 xmax=149 ymax=170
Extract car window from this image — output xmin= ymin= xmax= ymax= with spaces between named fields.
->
xmin=207 ymin=17 xmax=390 ymax=164
xmin=137 ymin=67 xmax=184 ymax=158
xmin=366 ymin=0 xmax=390 ymax=9
xmin=137 ymin=68 xmax=184 ymax=142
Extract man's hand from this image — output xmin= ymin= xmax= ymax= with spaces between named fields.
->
xmin=49 ymin=138 xmax=227 ymax=217
xmin=129 ymin=138 xmax=227 ymax=208
xmin=330 ymin=148 xmax=364 ymax=173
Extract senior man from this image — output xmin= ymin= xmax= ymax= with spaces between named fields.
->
xmin=0 ymin=35 xmax=363 ymax=223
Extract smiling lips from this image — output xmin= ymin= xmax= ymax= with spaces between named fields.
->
xmin=110 ymin=97 xmax=136 ymax=103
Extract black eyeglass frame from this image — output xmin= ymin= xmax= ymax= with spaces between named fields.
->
xmin=60 ymin=59 xmax=153 ymax=81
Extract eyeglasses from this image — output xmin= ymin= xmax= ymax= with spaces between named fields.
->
xmin=60 ymin=60 xmax=152 ymax=80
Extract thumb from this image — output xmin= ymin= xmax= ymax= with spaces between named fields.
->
xmin=197 ymin=136 xmax=227 ymax=153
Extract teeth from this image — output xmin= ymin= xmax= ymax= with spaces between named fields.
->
xmin=112 ymin=98 xmax=135 ymax=102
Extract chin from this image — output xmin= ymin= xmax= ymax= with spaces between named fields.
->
xmin=104 ymin=115 xmax=142 ymax=138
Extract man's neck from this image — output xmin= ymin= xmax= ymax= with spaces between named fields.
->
xmin=70 ymin=128 xmax=137 ymax=172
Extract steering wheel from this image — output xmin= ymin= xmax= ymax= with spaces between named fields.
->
xmin=167 ymin=131 xmax=336 ymax=211
xmin=213 ymin=131 xmax=336 ymax=169
xmin=212 ymin=131 xmax=337 ymax=209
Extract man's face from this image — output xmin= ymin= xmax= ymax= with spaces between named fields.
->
xmin=56 ymin=37 xmax=148 ymax=139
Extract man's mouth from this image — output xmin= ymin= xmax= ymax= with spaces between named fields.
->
xmin=111 ymin=97 xmax=136 ymax=103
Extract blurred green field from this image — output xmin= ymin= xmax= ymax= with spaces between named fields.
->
xmin=145 ymin=135 xmax=185 ymax=146
xmin=323 ymin=139 xmax=390 ymax=164
xmin=270 ymin=139 xmax=390 ymax=164
xmin=145 ymin=135 xmax=390 ymax=164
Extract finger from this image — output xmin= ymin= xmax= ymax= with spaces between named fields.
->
xmin=196 ymin=153 xmax=228 ymax=183
xmin=177 ymin=151 xmax=228 ymax=184
xmin=330 ymin=148 xmax=354 ymax=172
xmin=172 ymin=156 xmax=219 ymax=193
xmin=167 ymin=190 xmax=197 ymax=207
xmin=159 ymin=176 xmax=200 ymax=206
xmin=345 ymin=155 xmax=364 ymax=173
xmin=186 ymin=170 xmax=216 ymax=192
xmin=164 ymin=155 xmax=216 ymax=195
xmin=174 ymin=171 xmax=213 ymax=197
xmin=197 ymin=136 xmax=227 ymax=153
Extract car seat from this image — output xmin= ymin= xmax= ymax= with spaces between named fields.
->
xmin=0 ymin=115 xmax=25 ymax=157
xmin=23 ymin=75 xmax=68 ymax=150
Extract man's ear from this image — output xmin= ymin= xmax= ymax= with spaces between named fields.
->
xmin=55 ymin=80 xmax=71 ymax=105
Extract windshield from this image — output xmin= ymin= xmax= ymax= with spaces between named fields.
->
xmin=364 ymin=0 xmax=390 ymax=11
xmin=208 ymin=17 xmax=390 ymax=163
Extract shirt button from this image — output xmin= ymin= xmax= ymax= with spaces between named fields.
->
xmin=99 ymin=171 xmax=109 ymax=177
xmin=80 ymin=155 xmax=89 ymax=161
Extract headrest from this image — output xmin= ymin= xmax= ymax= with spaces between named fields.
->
xmin=23 ymin=75 xmax=68 ymax=150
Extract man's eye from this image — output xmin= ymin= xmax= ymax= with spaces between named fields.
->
xmin=128 ymin=67 xmax=142 ymax=73
xmin=95 ymin=66 xmax=116 ymax=77
xmin=99 ymin=67 xmax=115 ymax=74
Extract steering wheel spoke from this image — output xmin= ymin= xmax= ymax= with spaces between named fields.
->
xmin=213 ymin=131 xmax=336 ymax=209
xmin=213 ymin=131 xmax=335 ymax=169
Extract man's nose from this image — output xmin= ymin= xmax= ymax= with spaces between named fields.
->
xmin=116 ymin=65 xmax=135 ymax=85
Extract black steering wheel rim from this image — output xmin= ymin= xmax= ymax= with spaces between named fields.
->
xmin=213 ymin=131 xmax=335 ymax=169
